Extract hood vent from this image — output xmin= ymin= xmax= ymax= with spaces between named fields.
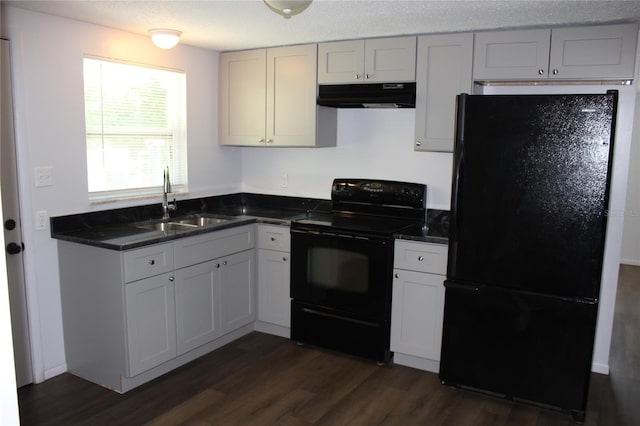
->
xmin=317 ymin=82 xmax=416 ymax=108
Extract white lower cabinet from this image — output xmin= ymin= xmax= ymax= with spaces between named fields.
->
xmin=125 ymin=272 xmax=177 ymax=376
xmin=220 ymin=250 xmax=256 ymax=334
xmin=256 ymin=224 xmax=291 ymax=337
xmin=58 ymin=224 xmax=255 ymax=393
xmin=175 ymin=260 xmax=221 ymax=355
xmin=391 ymin=240 xmax=447 ymax=373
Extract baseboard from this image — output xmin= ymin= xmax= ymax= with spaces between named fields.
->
xmin=253 ymin=321 xmax=290 ymax=338
xmin=591 ymin=362 xmax=610 ymax=375
xmin=620 ymin=258 xmax=640 ymax=266
xmin=44 ymin=363 xmax=67 ymax=381
xmin=393 ymin=353 xmax=439 ymax=374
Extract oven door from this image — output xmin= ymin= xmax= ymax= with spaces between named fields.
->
xmin=290 ymin=228 xmax=393 ymax=320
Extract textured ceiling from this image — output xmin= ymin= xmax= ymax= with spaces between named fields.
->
xmin=6 ymin=0 xmax=640 ymax=51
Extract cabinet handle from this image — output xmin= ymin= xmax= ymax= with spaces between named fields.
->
xmin=168 ymin=276 xmax=174 ymax=282
xmin=283 ymin=256 xmax=288 ymax=262
xmin=552 ymin=68 xmax=559 ymax=75
xmin=418 ymin=256 xmax=424 ymax=261
xmin=270 ymin=236 xmax=276 ymax=241
xmin=415 ymin=141 xmax=422 ymax=147
xmin=148 ymin=259 xmax=155 ymax=265
xmin=222 ymin=260 xmax=228 ymax=266
xmin=258 ymin=138 xmax=265 ymax=143
xmin=365 ymin=73 xmax=371 ymax=80
xmin=216 ymin=263 xmax=221 ymax=268
xmin=266 ymin=139 xmax=273 ymax=144
xmin=394 ymin=273 xmax=400 ymax=279
xmin=355 ymin=73 xmax=361 ymax=80
xmin=538 ymin=69 xmax=545 ymax=75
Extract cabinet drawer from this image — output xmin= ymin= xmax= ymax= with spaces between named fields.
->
xmin=123 ymin=243 xmax=174 ymax=283
xmin=394 ymin=240 xmax=447 ymax=274
xmin=174 ymin=225 xmax=255 ymax=269
xmin=257 ymin=224 xmax=290 ymax=252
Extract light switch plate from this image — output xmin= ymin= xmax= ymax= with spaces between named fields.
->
xmin=35 ymin=210 xmax=48 ymax=230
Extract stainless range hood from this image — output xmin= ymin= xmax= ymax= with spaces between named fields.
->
xmin=317 ymin=82 xmax=416 ymax=108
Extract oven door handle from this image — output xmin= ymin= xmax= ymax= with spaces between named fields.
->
xmin=290 ymin=228 xmax=389 ymax=245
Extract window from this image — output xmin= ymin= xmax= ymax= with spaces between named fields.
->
xmin=83 ymin=57 xmax=187 ymax=202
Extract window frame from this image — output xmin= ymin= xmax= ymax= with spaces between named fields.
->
xmin=83 ymin=56 xmax=188 ymax=203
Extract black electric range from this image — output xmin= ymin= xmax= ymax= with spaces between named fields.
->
xmin=289 ymin=178 xmax=427 ymax=363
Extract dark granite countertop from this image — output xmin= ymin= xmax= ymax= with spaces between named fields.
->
xmin=51 ymin=193 xmax=331 ymax=251
xmin=395 ymin=209 xmax=449 ymax=245
xmin=51 ymin=193 xmax=448 ymax=250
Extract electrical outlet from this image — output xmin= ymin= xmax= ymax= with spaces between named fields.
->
xmin=35 ymin=210 xmax=48 ymax=230
xmin=280 ymin=173 xmax=288 ymax=188
xmin=35 ymin=166 xmax=54 ymax=187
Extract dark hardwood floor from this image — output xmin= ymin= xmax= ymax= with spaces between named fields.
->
xmin=18 ymin=265 xmax=640 ymax=425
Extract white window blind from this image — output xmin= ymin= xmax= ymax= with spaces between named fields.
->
xmin=83 ymin=57 xmax=187 ymax=202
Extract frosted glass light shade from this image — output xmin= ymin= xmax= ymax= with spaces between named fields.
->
xmin=263 ymin=0 xmax=313 ymax=18
xmin=149 ymin=29 xmax=182 ymax=49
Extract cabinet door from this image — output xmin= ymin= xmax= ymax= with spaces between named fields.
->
xmin=549 ymin=23 xmax=638 ymax=79
xmin=473 ymin=29 xmax=551 ymax=80
xmin=220 ymin=250 xmax=256 ymax=334
xmin=266 ymin=44 xmax=319 ymax=147
xmin=318 ymin=40 xmax=365 ymax=84
xmin=257 ymin=249 xmax=290 ymax=327
xmin=125 ymin=273 xmax=176 ymax=376
xmin=390 ymin=269 xmax=445 ymax=361
xmin=219 ymin=49 xmax=267 ymax=146
xmin=175 ymin=261 xmax=221 ymax=355
xmin=364 ymin=36 xmax=416 ymax=82
xmin=415 ymin=33 xmax=472 ymax=152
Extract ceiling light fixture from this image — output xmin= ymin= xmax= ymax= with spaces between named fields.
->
xmin=263 ymin=0 xmax=313 ymax=19
xmin=149 ymin=29 xmax=182 ymax=49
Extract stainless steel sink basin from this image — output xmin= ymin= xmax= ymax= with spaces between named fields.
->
xmin=134 ymin=214 xmax=231 ymax=233
xmin=173 ymin=216 xmax=229 ymax=227
xmin=137 ymin=222 xmax=196 ymax=232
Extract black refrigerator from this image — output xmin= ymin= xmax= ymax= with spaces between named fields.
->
xmin=439 ymin=91 xmax=618 ymax=423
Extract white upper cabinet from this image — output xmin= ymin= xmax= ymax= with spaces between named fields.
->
xmin=219 ymin=49 xmax=267 ymax=146
xmin=474 ymin=23 xmax=638 ymax=80
xmin=266 ymin=44 xmax=324 ymax=147
xmin=219 ymin=44 xmax=336 ymax=147
xmin=414 ymin=33 xmax=473 ymax=152
xmin=318 ymin=37 xmax=417 ymax=84
xmin=549 ymin=24 xmax=638 ymax=79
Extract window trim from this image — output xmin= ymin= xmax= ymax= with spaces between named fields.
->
xmin=83 ymin=56 xmax=188 ymax=204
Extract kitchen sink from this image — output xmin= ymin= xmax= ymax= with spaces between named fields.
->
xmin=133 ymin=214 xmax=231 ymax=232
xmin=136 ymin=222 xmax=196 ymax=232
xmin=173 ymin=216 xmax=229 ymax=227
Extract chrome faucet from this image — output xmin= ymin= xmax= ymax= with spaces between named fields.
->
xmin=162 ymin=166 xmax=177 ymax=220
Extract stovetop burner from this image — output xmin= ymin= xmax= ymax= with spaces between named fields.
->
xmin=291 ymin=178 xmax=427 ymax=237
xmin=294 ymin=212 xmax=424 ymax=236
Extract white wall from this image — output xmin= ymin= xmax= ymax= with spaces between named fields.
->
xmin=241 ymin=109 xmax=454 ymax=208
xmin=4 ymin=7 xmax=242 ymax=382
xmin=621 ymin=92 xmax=640 ymax=265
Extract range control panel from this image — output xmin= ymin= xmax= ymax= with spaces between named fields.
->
xmin=332 ymin=178 xmax=426 ymax=208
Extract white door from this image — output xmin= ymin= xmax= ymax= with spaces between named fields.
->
xmin=1 ymin=38 xmax=32 ymax=387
